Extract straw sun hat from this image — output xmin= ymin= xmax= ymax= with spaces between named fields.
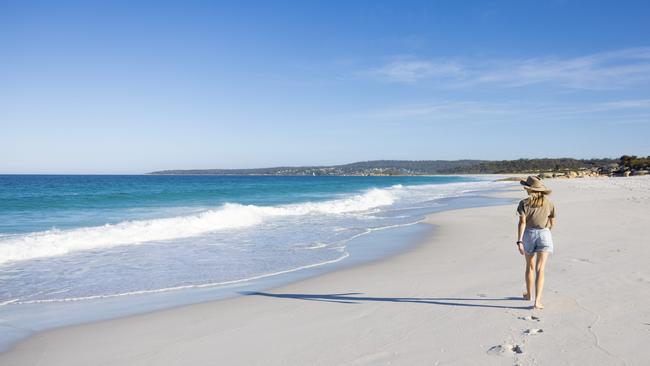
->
xmin=520 ymin=176 xmax=552 ymax=194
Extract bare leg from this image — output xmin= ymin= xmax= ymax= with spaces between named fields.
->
xmin=524 ymin=253 xmax=535 ymax=301
xmin=534 ymin=252 xmax=550 ymax=309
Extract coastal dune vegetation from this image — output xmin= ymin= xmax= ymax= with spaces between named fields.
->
xmin=150 ymin=156 xmax=649 ymax=177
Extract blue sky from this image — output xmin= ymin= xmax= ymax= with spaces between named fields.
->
xmin=1 ymin=0 xmax=649 ymax=173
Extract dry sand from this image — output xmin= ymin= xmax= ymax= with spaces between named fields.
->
xmin=1 ymin=176 xmax=649 ymax=365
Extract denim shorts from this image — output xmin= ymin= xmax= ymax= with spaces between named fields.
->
xmin=523 ymin=228 xmax=554 ymax=254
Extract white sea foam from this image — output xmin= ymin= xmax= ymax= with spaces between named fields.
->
xmin=2 ymin=251 xmax=351 ymax=306
xmin=0 ymin=188 xmax=397 ymax=265
xmin=0 ymin=220 xmax=427 ymax=306
xmin=0 ymin=180 xmax=509 ymax=266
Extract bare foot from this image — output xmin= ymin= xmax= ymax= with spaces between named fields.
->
xmin=523 ymin=292 xmax=531 ymax=301
xmin=534 ymin=302 xmax=544 ymax=309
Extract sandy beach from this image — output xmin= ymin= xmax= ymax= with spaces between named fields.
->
xmin=1 ymin=176 xmax=649 ymax=366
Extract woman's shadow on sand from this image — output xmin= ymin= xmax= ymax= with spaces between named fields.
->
xmin=240 ymin=291 xmax=531 ymax=309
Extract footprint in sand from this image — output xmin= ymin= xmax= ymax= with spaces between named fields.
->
xmin=572 ymin=258 xmax=593 ymax=264
xmin=518 ymin=315 xmax=540 ymax=322
xmin=487 ymin=344 xmax=524 ymax=356
xmin=524 ymin=328 xmax=544 ymax=335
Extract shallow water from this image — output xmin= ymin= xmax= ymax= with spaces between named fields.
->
xmin=0 ymin=175 xmax=514 ymax=350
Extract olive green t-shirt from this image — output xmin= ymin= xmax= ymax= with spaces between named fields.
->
xmin=517 ymin=199 xmax=556 ymax=229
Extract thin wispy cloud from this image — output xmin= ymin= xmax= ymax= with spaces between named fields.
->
xmin=364 ymin=47 xmax=650 ymax=89
xmin=365 ymin=58 xmax=464 ymax=83
xmin=366 ymin=99 xmax=650 ymax=125
xmin=600 ymin=99 xmax=650 ymax=109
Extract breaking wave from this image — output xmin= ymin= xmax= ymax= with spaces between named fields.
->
xmin=0 ymin=187 xmax=397 ymax=265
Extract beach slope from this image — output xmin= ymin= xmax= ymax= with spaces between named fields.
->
xmin=1 ymin=177 xmax=648 ymax=365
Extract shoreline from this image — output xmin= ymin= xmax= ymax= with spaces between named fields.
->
xmin=0 ymin=183 xmax=514 ymax=353
xmin=2 ymin=177 xmax=649 ymax=365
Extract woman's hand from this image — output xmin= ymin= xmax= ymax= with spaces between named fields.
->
xmin=517 ymin=243 xmax=525 ymax=255
xmin=517 ymin=216 xmax=526 ymax=256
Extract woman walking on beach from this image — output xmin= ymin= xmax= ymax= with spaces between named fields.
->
xmin=516 ymin=176 xmax=555 ymax=310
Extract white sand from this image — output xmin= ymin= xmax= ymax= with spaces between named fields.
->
xmin=1 ymin=176 xmax=649 ymax=365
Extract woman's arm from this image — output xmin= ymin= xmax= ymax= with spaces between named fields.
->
xmin=517 ymin=215 xmax=526 ymax=255
xmin=548 ymin=217 xmax=556 ymax=230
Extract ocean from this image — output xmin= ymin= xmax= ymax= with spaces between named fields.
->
xmin=0 ymin=174 xmax=513 ymax=349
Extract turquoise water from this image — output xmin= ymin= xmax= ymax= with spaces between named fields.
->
xmin=0 ymin=174 xmax=513 ymax=350
xmin=0 ymin=174 xmax=510 ymax=305
xmin=1 ymin=175 xmax=471 ymax=234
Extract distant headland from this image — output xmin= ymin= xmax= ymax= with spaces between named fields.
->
xmin=149 ymin=156 xmax=649 ymax=177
